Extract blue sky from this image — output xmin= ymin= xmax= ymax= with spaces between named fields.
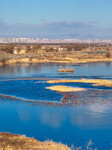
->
xmin=0 ymin=0 xmax=112 ymax=39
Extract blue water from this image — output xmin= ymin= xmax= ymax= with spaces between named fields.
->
xmin=0 ymin=80 xmax=63 ymax=101
xmin=0 ymin=62 xmax=112 ymax=149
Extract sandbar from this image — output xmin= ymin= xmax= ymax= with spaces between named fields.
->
xmin=47 ymin=79 xmax=112 ymax=87
xmin=46 ymin=85 xmax=85 ymax=92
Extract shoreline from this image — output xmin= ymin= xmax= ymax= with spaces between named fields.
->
xmin=0 ymin=57 xmax=112 ymax=66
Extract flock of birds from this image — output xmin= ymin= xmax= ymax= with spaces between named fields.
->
xmin=0 ymin=78 xmax=112 ymax=108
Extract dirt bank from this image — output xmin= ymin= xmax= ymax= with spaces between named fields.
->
xmin=0 ymin=133 xmax=70 ymax=150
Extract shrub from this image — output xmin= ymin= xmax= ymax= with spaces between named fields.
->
xmin=105 ymin=52 xmax=111 ymax=58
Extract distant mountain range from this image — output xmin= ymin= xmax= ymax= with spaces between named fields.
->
xmin=0 ymin=34 xmax=112 ymax=40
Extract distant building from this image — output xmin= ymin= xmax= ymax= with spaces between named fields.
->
xmin=13 ymin=47 xmax=18 ymax=54
xmin=13 ymin=49 xmax=18 ymax=54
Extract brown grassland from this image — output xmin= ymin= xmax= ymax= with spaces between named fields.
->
xmin=0 ymin=133 xmax=70 ymax=150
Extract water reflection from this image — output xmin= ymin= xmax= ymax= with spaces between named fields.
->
xmin=18 ymin=108 xmax=31 ymax=122
xmin=89 ymin=103 xmax=108 ymax=113
xmin=0 ymin=98 xmax=112 ymax=149
xmin=0 ymin=62 xmax=112 ymax=79
xmin=38 ymin=109 xmax=66 ymax=128
xmin=70 ymin=104 xmax=112 ymax=128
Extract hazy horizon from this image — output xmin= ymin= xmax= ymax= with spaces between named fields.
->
xmin=0 ymin=0 xmax=112 ymax=39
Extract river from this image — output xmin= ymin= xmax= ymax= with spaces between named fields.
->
xmin=0 ymin=62 xmax=112 ymax=149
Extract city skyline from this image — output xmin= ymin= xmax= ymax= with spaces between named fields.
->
xmin=0 ymin=0 xmax=112 ymax=39
xmin=0 ymin=37 xmax=112 ymax=44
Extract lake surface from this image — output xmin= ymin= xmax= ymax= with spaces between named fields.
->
xmin=0 ymin=62 xmax=112 ymax=149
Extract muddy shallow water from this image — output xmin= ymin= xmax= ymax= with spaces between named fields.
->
xmin=0 ymin=62 xmax=112 ymax=149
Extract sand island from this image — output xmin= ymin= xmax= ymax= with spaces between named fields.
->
xmin=46 ymin=85 xmax=85 ymax=92
xmin=47 ymin=79 xmax=112 ymax=87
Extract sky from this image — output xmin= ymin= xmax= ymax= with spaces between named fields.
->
xmin=0 ymin=0 xmax=112 ymax=39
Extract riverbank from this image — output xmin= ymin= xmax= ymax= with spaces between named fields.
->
xmin=0 ymin=133 xmax=70 ymax=150
xmin=0 ymin=50 xmax=112 ymax=66
xmin=1 ymin=57 xmax=112 ymax=66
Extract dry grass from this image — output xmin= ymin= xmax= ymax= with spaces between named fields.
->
xmin=58 ymin=68 xmax=74 ymax=73
xmin=46 ymin=86 xmax=85 ymax=92
xmin=0 ymin=62 xmax=3 ymax=66
xmin=0 ymin=50 xmax=112 ymax=65
xmin=0 ymin=133 xmax=70 ymax=150
xmin=47 ymin=79 xmax=112 ymax=87
xmin=4 ymin=57 xmax=112 ymax=65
